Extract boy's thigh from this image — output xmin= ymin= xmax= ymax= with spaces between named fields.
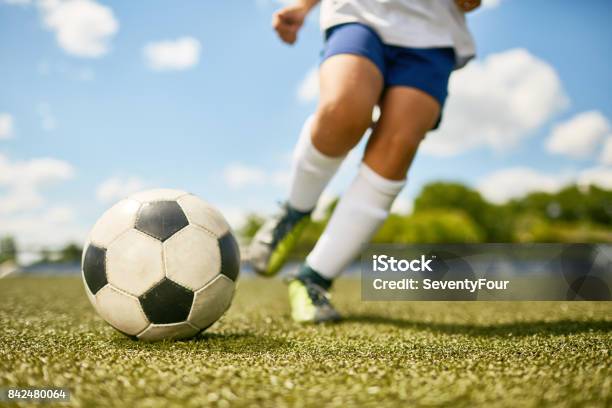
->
xmin=313 ymin=54 xmax=383 ymax=156
xmin=318 ymin=53 xmax=383 ymax=114
xmin=378 ymin=86 xmax=441 ymax=136
xmin=319 ymin=22 xmax=385 ymax=110
xmin=385 ymin=46 xmax=455 ymax=129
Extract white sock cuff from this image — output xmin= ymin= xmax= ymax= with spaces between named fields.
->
xmin=288 ymin=115 xmax=346 ymax=213
xmin=295 ymin=116 xmax=345 ymax=167
xmin=358 ymin=163 xmax=406 ymax=196
xmin=301 ymin=137 xmax=345 ymax=170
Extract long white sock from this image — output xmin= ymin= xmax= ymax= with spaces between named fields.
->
xmin=288 ymin=115 xmax=346 ymax=213
xmin=306 ymin=163 xmax=406 ymax=280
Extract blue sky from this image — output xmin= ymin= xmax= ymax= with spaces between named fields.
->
xmin=1 ymin=0 xmax=611 ymax=249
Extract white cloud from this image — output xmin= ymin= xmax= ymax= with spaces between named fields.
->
xmin=372 ymin=105 xmax=381 ymax=122
xmin=577 ymin=167 xmax=612 ymax=190
xmin=0 ymin=152 xmax=82 ymax=253
xmin=216 ymin=205 xmax=249 ymax=231
xmin=255 ymin=0 xmax=292 ymax=9
xmin=422 ymin=48 xmax=568 ymax=157
xmin=481 ymin=0 xmax=501 ymax=8
xmin=271 ymin=171 xmax=291 ymax=188
xmin=0 ymin=188 xmax=44 ymax=215
xmin=297 ymin=66 xmax=319 ymax=104
xmin=223 ymin=163 xmax=266 ymax=189
xmin=545 ymin=111 xmax=611 ymax=159
xmin=0 ymin=153 xmax=75 ymax=214
xmin=477 ymin=167 xmax=568 ymax=204
xmin=96 ymin=176 xmax=146 ymax=203
xmin=0 ymin=154 xmax=74 ymax=191
xmin=143 ymin=37 xmax=201 ymax=71
xmin=600 ymin=137 xmax=612 ymax=166
xmin=39 ymin=0 xmax=119 ymax=58
xmin=223 ymin=163 xmax=289 ymax=190
xmin=0 ymin=153 xmax=78 ymax=253
xmin=0 ymin=206 xmax=86 ymax=257
xmin=477 ymin=165 xmax=612 ymax=203
xmin=0 ymin=113 xmax=14 ymax=139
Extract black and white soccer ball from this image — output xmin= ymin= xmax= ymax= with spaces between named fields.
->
xmin=81 ymin=188 xmax=240 ymax=341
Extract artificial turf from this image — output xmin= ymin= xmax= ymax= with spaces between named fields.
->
xmin=0 ymin=276 xmax=610 ymax=407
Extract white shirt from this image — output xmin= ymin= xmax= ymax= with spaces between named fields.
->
xmin=320 ymin=0 xmax=476 ymax=68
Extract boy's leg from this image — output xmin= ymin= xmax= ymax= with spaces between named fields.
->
xmin=289 ymin=54 xmax=383 ymax=211
xmin=362 ymin=87 xmax=440 ymax=180
xmin=310 ymin=54 xmax=383 ymax=157
xmin=249 ymin=54 xmax=383 ymax=276
xmin=292 ymin=87 xmax=440 ymax=322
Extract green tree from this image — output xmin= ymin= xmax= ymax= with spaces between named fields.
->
xmin=235 ymin=181 xmax=612 ymax=253
xmin=557 ymin=185 xmax=592 ymax=221
xmin=510 ymin=184 xmax=612 ymax=226
xmin=290 ymin=220 xmax=326 ymax=259
xmin=586 ymin=185 xmax=612 ymax=225
xmin=413 ymin=182 xmax=513 ymax=241
xmin=373 ymin=214 xmax=408 ymax=243
xmin=397 ymin=210 xmax=484 ymax=243
xmin=58 ymin=243 xmax=82 ymax=262
xmin=0 ymin=236 xmax=17 ymax=264
xmin=239 ymin=214 xmax=265 ymax=241
xmin=39 ymin=248 xmax=53 ymax=264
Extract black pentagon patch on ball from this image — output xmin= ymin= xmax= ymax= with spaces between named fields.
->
xmin=139 ymin=278 xmax=194 ymax=324
xmin=82 ymin=245 xmax=107 ymax=295
xmin=219 ymin=232 xmax=240 ymax=281
xmin=135 ymin=201 xmax=189 ymax=242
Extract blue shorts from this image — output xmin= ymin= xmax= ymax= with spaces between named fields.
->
xmin=322 ymin=23 xmax=455 ymax=124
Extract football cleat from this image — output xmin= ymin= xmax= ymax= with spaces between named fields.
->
xmin=247 ymin=203 xmax=310 ymax=277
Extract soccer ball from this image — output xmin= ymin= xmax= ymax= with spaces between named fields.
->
xmin=81 ymin=188 xmax=240 ymax=341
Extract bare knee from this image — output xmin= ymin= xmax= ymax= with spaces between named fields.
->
xmin=364 ymin=129 xmax=426 ymax=180
xmin=311 ymin=98 xmax=373 ymax=156
xmin=317 ymin=98 xmax=372 ymax=134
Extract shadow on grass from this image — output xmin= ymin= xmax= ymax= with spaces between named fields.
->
xmin=344 ymin=314 xmax=612 ymax=337
xmin=111 ymin=331 xmax=290 ymax=353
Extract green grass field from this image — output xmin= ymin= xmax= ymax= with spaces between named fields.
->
xmin=0 ymin=277 xmax=610 ymax=407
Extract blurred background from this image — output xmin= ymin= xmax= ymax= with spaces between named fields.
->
xmin=1 ymin=0 xmax=611 ymax=274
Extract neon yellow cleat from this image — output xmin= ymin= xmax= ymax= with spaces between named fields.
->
xmin=247 ymin=204 xmax=310 ymax=277
xmin=288 ymin=278 xmax=341 ymax=324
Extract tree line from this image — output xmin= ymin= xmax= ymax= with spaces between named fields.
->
xmin=242 ymin=182 xmax=612 ymax=259
xmin=2 ymin=181 xmax=611 ymax=265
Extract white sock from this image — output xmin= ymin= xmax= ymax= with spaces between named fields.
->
xmin=288 ymin=115 xmax=346 ymax=213
xmin=306 ymin=163 xmax=406 ymax=280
